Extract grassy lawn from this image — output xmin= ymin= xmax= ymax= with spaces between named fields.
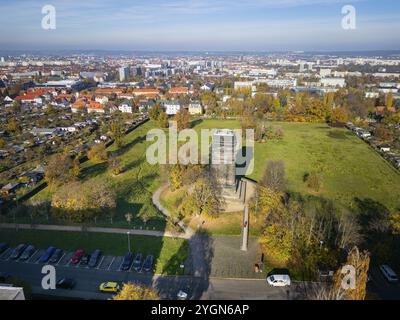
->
xmin=8 ymin=119 xmax=400 ymax=233
xmin=193 ymin=119 xmax=400 ymax=212
xmin=21 ymin=121 xmax=169 ymax=230
xmin=0 ymin=229 xmax=188 ymax=275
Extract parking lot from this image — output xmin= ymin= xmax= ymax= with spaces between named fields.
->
xmin=0 ymin=244 xmax=154 ymax=274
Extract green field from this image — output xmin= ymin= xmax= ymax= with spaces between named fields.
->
xmin=194 ymin=119 xmax=400 ymax=212
xmin=27 ymin=120 xmax=167 ymax=229
xmin=9 ymin=118 xmax=400 ymax=231
xmin=0 ymin=229 xmax=188 ymax=275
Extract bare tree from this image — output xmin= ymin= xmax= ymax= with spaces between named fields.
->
xmin=260 ymin=160 xmax=286 ymax=192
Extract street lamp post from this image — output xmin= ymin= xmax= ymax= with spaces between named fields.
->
xmin=127 ymin=231 xmax=131 ymax=252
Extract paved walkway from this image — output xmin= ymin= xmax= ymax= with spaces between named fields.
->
xmin=0 ymin=223 xmax=189 ymax=239
xmin=152 ymin=184 xmax=211 ymax=279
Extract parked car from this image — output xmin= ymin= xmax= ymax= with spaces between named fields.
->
xmin=10 ymin=244 xmax=26 ymax=260
xmin=0 ymin=242 xmax=9 ymax=255
xmin=266 ymin=274 xmax=291 ymax=287
xmin=71 ymin=249 xmax=84 ymax=264
xmin=49 ymin=249 xmax=63 ymax=263
xmin=132 ymin=253 xmax=143 ymax=272
xmin=19 ymin=245 xmax=35 ymax=261
xmin=142 ymin=255 xmax=154 ymax=273
xmin=121 ymin=252 xmax=133 ymax=271
xmin=88 ymin=250 xmax=102 ymax=268
xmin=80 ymin=254 xmax=91 ymax=266
xmin=99 ymin=282 xmax=120 ymax=293
xmin=56 ymin=278 xmax=76 ymax=289
xmin=379 ymin=265 xmax=399 ymax=283
xmin=39 ymin=246 xmax=56 ymax=263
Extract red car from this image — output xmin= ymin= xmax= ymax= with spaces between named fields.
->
xmin=71 ymin=249 xmax=84 ymax=264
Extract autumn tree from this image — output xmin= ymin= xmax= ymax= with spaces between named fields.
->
xmin=332 ymin=246 xmax=370 ymax=300
xmin=329 ymin=107 xmax=349 ymax=125
xmin=113 ymin=283 xmax=159 ymax=300
xmin=148 ymin=103 xmax=163 ymax=121
xmin=179 ymin=176 xmax=222 ymax=218
xmin=88 ymin=143 xmax=108 ymax=163
xmin=45 ymin=153 xmax=75 ymax=187
xmin=108 ymin=154 xmax=123 ymax=175
xmin=51 ymin=181 xmax=116 ymax=223
xmin=110 ymin=119 xmax=124 ymax=147
xmin=174 ymin=108 xmax=190 ymax=131
xmin=386 ymin=92 xmax=394 ymax=109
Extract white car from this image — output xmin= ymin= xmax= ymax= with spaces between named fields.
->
xmin=266 ymin=274 xmax=291 ymax=287
xmin=379 ymin=265 xmax=399 ymax=283
xmin=177 ymin=290 xmax=188 ymax=300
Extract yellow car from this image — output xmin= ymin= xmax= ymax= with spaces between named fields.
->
xmin=99 ymin=282 xmax=120 ymax=293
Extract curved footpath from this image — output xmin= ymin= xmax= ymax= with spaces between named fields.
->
xmin=0 ymin=184 xmax=209 ymax=278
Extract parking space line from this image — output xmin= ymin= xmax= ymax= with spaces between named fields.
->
xmin=56 ymin=253 xmax=66 ymax=266
xmin=107 ymin=257 xmax=115 ymax=271
xmin=0 ymin=248 xmax=12 ymax=260
xmin=96 ymin=256 xmax=105 ymax=270
xmin=118 ymin=259 xmax=124 ymax=271
xmin=28 ymin=250 xmax=40 ymax=263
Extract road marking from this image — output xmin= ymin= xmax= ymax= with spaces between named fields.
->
xmin=117 ymin=259 xmax=124 ymax=272
xmin=96 ymin=256 xmax=105 ymax=270
xmin=56 ymin=253 xmax=66 ymax=265
xmin=0 ymin=248 xmax=12 ymax=260
xmin=107 ymin=257 xmax=115 ymax=271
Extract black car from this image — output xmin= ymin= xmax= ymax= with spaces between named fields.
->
xmin=0 ymin=242 xmax=9 ymax=255
xmin=49 ymin=248 xmax=63 ymax=263
xmin=88 ymin=249 xmax=102 ymax=268
xmin=10 ymin=244 xmax=26 ymax=260
xmin=132 ymin=253 xmax=143 ymax=272
xmin=121 ymin=252 xmax=133 ymax=271
xmin=142 ymin=255 xmax=154 ymax=273
xmin=56 ymin=278 xmax=76 ymax=289
xmin=19 ymin=245 xmax=35 ymax=261
xmin=39 ymin=246 xmax=56 ymax=263
xmin=80 ymin=254 xmax=91 ymax=266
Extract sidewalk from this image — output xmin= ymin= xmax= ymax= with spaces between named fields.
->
xmin=0 ymin=223 xmax=189 ymax=239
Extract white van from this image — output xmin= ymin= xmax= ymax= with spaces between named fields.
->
xmin=266 ymin=274 xmax=291 ymax=287
xmin=379 ymin=265 xmax=399 ymax=283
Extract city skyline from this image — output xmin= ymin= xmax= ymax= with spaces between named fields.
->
xmin=1 ymin=0 xmax=400 ymax=51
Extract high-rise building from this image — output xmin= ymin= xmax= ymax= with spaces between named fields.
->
xmin=211 ymin=129 xmax=238 ymax=187
xmin=0 ymin=57 xmax=4 ymax=63
xmin=118 ymin=66 xmax=130 ymax=82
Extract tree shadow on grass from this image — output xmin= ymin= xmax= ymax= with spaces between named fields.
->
xmin=327 ymin=130 xmax=349 ymax=140
xmin=80 ymin=162 xmax=108 ymax=181
xmin=190 ymin=118 xmax=203 ymax=128
xmin=111 ymin=135 xmax=146 ymax=157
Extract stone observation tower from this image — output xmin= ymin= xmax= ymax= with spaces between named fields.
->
xmin=210 ymin=129 xmax=238 ymax=188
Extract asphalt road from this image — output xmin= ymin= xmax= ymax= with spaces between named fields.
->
xmin=0 ymin=258 xmax=299 ymax=300
xmin=1 ymin=250 xmax=399 ymax=300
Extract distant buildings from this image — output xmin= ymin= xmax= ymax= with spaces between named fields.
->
xmin=119 ymin=66 xmax=130 ymax=82
xmin=320 ymin=78 xmax=346 ymax=88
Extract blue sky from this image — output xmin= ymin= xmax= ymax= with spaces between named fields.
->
xmin=0 ymin=0 xmax=399 ymax=51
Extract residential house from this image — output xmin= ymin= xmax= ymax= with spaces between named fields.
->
xmin=188 ymin=102 xmax=203 ymax=115
xmin=201 ymin=83 xmax=215 ymax=91
xmin=163 ymin=101 xmax=182 ymax=115
xmin=118 ymin=101 xmax=133 ymax=113
xmin=169 ymin=87 xmax=192 ymax=95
